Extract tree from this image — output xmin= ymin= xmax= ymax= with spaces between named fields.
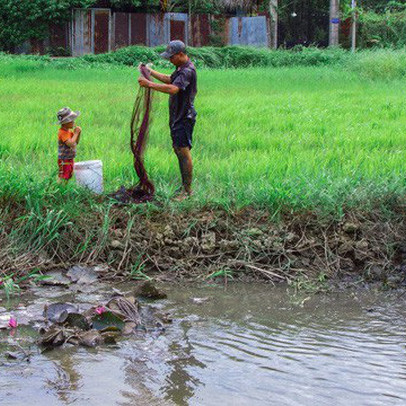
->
xmin=0 ymin=0 xmax=95 ymax=52
xmin=361 ymin=0 xmax=406 ymax=12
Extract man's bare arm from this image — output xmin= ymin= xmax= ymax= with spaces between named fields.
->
xmin=138 ymin=76 xmax=179 ymax=95
xmin=150 ymin=69 xmax=171 ymax=84
xmin=149 ymin=81 xmax=179 ymax=95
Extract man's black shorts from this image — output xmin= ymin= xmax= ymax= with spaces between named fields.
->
xmin=171 ymin=119 xmax=195 ymax=149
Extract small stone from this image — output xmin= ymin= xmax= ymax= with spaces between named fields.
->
xmin=338 ymin=241 xmax=354 ymax=255
xmin=343 ymin=222 xmax=359 ymax=234
xmin=355 ymin=240 xmax=369 ymax=250
xmin=93 ymin=264 xmax=109 ymax=273
xmin=386 ymin=274 xmax=404 ymax=288
xmin=110 ymin=240 xmax=124 ymax=250
xmin=219 ymin=239 xmax=239 ymax=250
xmin=39 ymin=271 xmax=71 ymax=287
xmin=340 ymin=257 xmax=355 ymax=271
xmin=365 ymin=265 xmax=385 ymax=282
xmin=167 ymin=246 xmax=182 ymax=258
xmin=122 ymin=322 xmax=137 ymax=335
xmin=272 ymin=240 xmax=284 ymax=251
xmin=135 ymin=281 xmax=167 ymax=300
xmin=190 ymin=297 xmax=209 ymax=304
xmin=201 ymin=232 xmax=216 ymax=253
xmin=67 ymin=266 xmax=98 ymax=285
xmin=247 ymin=228 xmax=263 ymax=237
xmin=184 ymin=237 xmax=198 ymax=246
xmin=285 ymin=232 xmax=297 ymax=242
xmin=251 ymin=240 xmax=263 ymax=249
xmin=163 ymin=225 xmax=175 ymax=238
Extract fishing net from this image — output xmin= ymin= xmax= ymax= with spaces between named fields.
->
xmin=111 ymin=64 xmax=155 ymax=204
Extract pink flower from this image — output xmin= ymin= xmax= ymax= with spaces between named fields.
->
xmin=8 ymin=317 xmax=18 ymax=329
xmin=95 ymin=306 xmax=106 ymax=315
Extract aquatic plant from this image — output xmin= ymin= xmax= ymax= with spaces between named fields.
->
xmin=8 ymin=317 xmax=18 ymax=329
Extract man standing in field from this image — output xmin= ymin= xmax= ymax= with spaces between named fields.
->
xmin=138 ymin=40 xmax=197 ymax=200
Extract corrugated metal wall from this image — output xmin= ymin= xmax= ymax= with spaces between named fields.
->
xmin=229 ymin=16 xmax=268 ymax=47
xmin=113 ymin=12 xmax=130 ymax=49
xmin=72 ymin=8 xmax=112 ymax=56
xmin=166 ymin=13 xmax=188 ymax=44
xmin=130 ymin=13 xmax=147 ymax=45
xmin=191 ymin=14 xmax=211 ymax=46
xmin=72 ymin=9 xmax=92 ymax=55
xmin=23 ymin=10 xmax=270 ymax=56
xmin=147 ymin=14 xmax=165 ymax=47
xmin=93 ymin=9 xmax=111 ymax=53
xmin=146 ymin=13 xmax=188 ymax=47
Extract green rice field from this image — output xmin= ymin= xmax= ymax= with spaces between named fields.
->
xmin=1 ymin=55 xmax=406 ymax=213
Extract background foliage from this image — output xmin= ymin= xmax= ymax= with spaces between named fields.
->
xmin=2 ymin=1 xmax=406 ymax=52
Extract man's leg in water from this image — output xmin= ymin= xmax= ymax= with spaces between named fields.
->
xmin=174 ymin=146 xmax=193 ymax=195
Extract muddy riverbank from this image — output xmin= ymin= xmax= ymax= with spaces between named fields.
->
xmin=2 ymin=208 xmax=406 ymax=288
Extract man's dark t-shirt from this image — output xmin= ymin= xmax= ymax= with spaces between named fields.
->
xmin=169 ymin=60 xmax=197 ymax=131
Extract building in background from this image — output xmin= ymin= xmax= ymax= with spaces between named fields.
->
xmin=18 ymin=1 xmax=345 ymax=56
xmin=23 ymin=7 xmax=272 ymax=56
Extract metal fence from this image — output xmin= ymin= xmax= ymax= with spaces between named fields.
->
xmin=229 ymin=16 xmax=269 ymax=47
xmin=22 ymin=9 xmax=271 ymax=56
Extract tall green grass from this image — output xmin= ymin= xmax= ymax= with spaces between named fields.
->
xmin=1 ymin=54 xmax=406 ymax=218
xmin=79 ymin=45 xmax=351 ymax=69
xmin=347 ymin=49 xmax=406 ymax=80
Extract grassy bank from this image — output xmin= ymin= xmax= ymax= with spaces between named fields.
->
xmin=3 ymin=46 xmax=406 ymax=76
xmin=1 ymin=52 xmax=406 ymax=283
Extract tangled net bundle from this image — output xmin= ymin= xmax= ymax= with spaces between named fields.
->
xmin=111 ymin=64 xmax=155 ymax=203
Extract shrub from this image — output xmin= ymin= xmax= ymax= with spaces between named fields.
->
xmin=359 ymin=11 xmax=406 ymax=48
xmin=347 ymin=48 xmax=406 ymax=80
xmin=75 ymin=45 xmax=350 ymax=69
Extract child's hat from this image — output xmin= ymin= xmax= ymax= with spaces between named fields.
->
xmin=57 ymin=107 xmax=80 ymax=125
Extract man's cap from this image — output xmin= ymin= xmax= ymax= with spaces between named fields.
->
xmin=56 ymin=107 xmax=80 ymax=125
xmin=160 ymin=40 xmax=186 ymax=59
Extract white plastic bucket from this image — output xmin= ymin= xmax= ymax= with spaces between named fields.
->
xmin=74 ymin=160 xmax=104 ymax=194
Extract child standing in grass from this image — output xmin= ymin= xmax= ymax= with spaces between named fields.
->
xmin=57 ymin=107 xmax=81 ymax=181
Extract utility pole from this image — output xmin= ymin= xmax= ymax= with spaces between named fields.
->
xmin=329 ymin=0 xmax=340 ymax=47
xmin=269 ymin=0 xmax=278 ymax=49
xmin=351 ymin=0 xmax=357 ymax=52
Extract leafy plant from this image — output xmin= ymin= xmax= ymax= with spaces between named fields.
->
xmin=0 ymin=270 xmax=49 ymax=299
xmin=129 ymin=255 xmax=151 ymax=280
xmin=358 ymin=10 xmax=406 ymax=48
xmin=206 ymin=268 xmax=234 ymax=281
xmin=289 ymin=272 xmax=330 ymax=294
xmin=0 ymin=0 xmax=95 ymax=52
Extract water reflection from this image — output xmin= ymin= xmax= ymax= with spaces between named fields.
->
xmin=44 ymin=351 xmax=82 ymax=403
xmin=1 ymin=284 xmax=406 ymax=406
xmin=161 ymin=321 xmax=205 ymax=405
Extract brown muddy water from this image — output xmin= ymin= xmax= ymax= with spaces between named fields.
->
xmin=1 ymin=283 xmax=406 ymax=406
